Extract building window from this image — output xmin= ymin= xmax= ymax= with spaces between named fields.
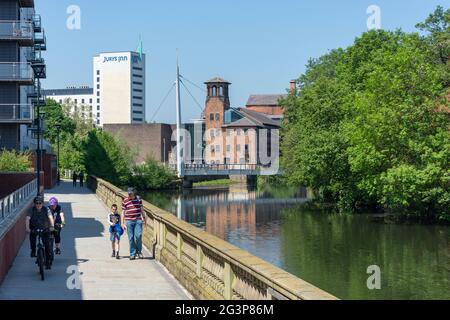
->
xmin=216 ymin=145 xmax=221 ymax=152
xmin=133 ymin=111 xmax=143 ymax=115
xmin=97 ymin=84 xmax=100 ymax=89
xmin=210 ymin=146 xmax=215 ymax=153
xmin=133 ymin=96 xmax=143 ymax=100
xmin=215 ymin=113 xmax=220 ymax=121
xmin=226 ymin=145 xmax=231 ymax=152
xmin=82 ymin=99 xmax=85 ymax=104
xmin=97 ymin=99 xmax=100 ymax=103
xmin=240 ymin=158 xmax=245 ymax=164
xmin=97 ymin=92 xmax=100 ymax=97
xmin=133 ymin=81 xmax=143 ymax=85
xmin=133 ymin=118 xmax=143 ymax=122
xmin=74 ymin=99 xmax=78 ymax=104
xmin=212 ymin=86 xmax=217 ymax=97
xmin=97 ymin=70 xmax=100 ymax=75
xmin=133 ymin=74 xmax=143 ymax=78
xmin=89 ymin=99 xmax=93 ymax=104
xmin=209 ymin=113 xmax=214 ymax=121
xmin=237 ymin=129 xmax=241 ymax=136
xmin=97 ymin=119 xmax=100 ymax=125
xmin=97 ymin=77 xmax=100 ymax=82
xmin=133 ymin=67 xmax=143 ymax=71
xmin=219 ymin=86 xmax=224 ymax=96
xmin=237 ymin=145 xmax=241 ymax=152
xmin=59 ymin=100 xmax=62 ymax=104
xmin=226 ymin=130 xmax=231 ymax=136
xmin=97 ymin=113 xmax=100 ymax=117
xmin=133 ymin=89 xmax=143 ymax=93
xmin=97 ymin=106 xmax=100 ymax=111
xmin=210 ymin=130 xmax=215 ymax=138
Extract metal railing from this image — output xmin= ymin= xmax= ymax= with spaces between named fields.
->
xmin=0 ymin=179 xmax=37 ymax=221
xmin=0 ymin=21 xmax=33 ymax=41
xmin=0 ymin=62 xmax=33 ymax=82
xmin=0 ymin=104 xmax=32 ymax=121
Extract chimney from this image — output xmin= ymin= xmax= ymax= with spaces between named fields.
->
xmin=290 ymin=80 xmax=297 ymax=95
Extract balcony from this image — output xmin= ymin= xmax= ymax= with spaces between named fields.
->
xmin=29 ymin=49 xmax=46 ymax=79
xmin=19 ymin=0 xmax=35 ymax=8
xmin=0 ymin=104 xmax=33 ymax=123
xmin=34 ymin=30 xmax=46 ymax=51
xmin=33 ymin=15 xmax=41 ymax=32
xmin=0 ymin=62 xmax=34 ymax=84
xmin=0 ymin=21 xmax=33 ymax=46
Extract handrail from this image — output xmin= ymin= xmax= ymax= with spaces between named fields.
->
xmin=0 ymin=179 xmax=37 ymax=221
xmin=89 ymin=176 xmax=338 ymax=300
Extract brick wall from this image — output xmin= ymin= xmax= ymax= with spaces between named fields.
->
xmin=104 ymin=123 xmax=173 ymax=164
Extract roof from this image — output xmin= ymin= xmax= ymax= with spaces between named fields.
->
xmin=204 ymin=77 xmax=231 ymax=84
xmin=42 ymin=88 xmax=93 ymax=96
xmin=246 ymin=94 xmax=287 ymax=106
xmin=222 ymin=108 xmax=281 ymax=128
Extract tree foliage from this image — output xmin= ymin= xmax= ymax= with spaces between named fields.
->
xmin=130 ymin=158 xmax=176 ymax=190
xmin=0 ymin=149 xmax=32 ymax=172
xmin=281 ymin=8 xmax=450 ymax=222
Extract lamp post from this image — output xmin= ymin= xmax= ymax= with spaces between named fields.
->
xmin=55 ymin=124 xmax=61 ymax=185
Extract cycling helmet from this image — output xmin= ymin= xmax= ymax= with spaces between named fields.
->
xmin=34 ymin=196 xmax=44 ymax=204
xmin=49 ymin=197 xmax=58 ymax=206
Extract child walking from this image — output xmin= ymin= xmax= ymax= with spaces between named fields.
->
xmin=108 ymin=204 xmax=123 ymax=260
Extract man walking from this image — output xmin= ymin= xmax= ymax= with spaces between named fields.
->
xmin=121 ymin=188 xmax=146 ymax=260
xmin=79 ymin=171 xmax=84 ymax=188
xmin=72 ymin=172 xmax=78 ymax=187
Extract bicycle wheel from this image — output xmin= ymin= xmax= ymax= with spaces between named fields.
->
xmin=37 ymin=248 xmax=45 ymax=281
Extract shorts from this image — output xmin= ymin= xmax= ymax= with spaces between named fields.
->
xmin=109 ymin=224 xmax=123 ymax=241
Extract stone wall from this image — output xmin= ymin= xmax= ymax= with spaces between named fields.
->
xmin=88 ymin=176 xmax=338 ymax=300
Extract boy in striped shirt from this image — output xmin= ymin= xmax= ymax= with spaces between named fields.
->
xmin=121 ymin=187 xmax=146 ymax=260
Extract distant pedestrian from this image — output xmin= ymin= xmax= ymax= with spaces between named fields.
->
xmin=121 ymin=187 xmax=146 ymax=260
xmin=72 ymin=172 xmax=78 ymax=187
xmin=79 ymin=172 xmax=84 ymax=188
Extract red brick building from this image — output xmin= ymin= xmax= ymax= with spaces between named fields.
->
xmin=203 ymin=77 xmax=286 ymax=165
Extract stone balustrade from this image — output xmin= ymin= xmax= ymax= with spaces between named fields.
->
xmin=88 ymin=176 xmax=338 ymax=300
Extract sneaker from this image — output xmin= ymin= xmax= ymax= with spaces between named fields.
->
xmin=137 ymin=253 xmax=144 ymax=259
xmin=116 ymin=252 xmax=120 ymax=260
xmin=45 ymin=264 xmax=51 ymax=270
xmin=111 ymin=250 xmax=115 ymax=258
xmin=55 ymin=248 xmax=61 ymax=255
xmin=130 ymin=256 xmax=136 ymax=261
xmin=31 ymin=250 xmax=36 ymax=258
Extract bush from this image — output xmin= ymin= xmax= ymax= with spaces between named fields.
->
xmin=0 ymin=149 xmax=32 ymax=172
xmin=130 ymin=158 xmax=176 ymax=191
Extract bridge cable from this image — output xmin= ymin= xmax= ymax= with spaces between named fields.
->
xmin=180 ymin=79 xmax=205 ymax=113
xmin=150 ymin=82 xmax=176 ymax=123
xmin=179 ymin=75 xmax=207 ymax=93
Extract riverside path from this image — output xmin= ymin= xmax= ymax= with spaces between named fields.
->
xmin=0 ymin=181 xmax=190 ymax=300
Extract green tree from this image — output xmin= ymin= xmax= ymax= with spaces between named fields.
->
xmin=130 ymin=158 xmax=176 ymax=191
xmin=42 ymin=99 xmax=76 ymax=145
xmin=82 ymin=130 xmax=134 ymax=186
xmin=281 ymin=9 xmax=450 ymax=222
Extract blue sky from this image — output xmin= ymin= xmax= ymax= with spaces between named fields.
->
xmin=36 ymin=0 xmax=448 ymax=124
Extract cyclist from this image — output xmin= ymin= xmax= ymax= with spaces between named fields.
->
xmin=25 ymin=196 xmax=55 ymax=270
xmin=48 ymin=197 xmax=65 ymax=255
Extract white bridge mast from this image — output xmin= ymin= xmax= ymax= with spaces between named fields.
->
xmin=175 ymin=56 xmax=184 ymax=178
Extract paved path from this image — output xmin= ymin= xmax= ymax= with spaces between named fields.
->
xmin=0 ymin=182 xmax=190 ymax=300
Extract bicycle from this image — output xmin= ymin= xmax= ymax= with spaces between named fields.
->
xmin=33 ymin=229 xmax=46 ymax=281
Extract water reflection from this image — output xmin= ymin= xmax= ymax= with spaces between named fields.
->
xmin=144 ymin=184 xmax=450 ymax=300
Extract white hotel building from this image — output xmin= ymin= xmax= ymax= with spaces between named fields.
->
xmin=43 ymin=51 xmax=146 ymax=127
xmin=93 ymin=51 xmax=146 ymax=126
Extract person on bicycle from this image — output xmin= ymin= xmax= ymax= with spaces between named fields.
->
xmin=107 ymin=204 xmax=123 ymax=260
xmin=25 ymin=196 xmax=55 ymax=270
xmin=48 ymin=197 xmax=65 ymax=255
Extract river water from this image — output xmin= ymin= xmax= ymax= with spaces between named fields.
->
xmin=144 ymin=184 xmax=450 ymax=300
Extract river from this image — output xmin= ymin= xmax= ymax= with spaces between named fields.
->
xmin=144 ymin=184 xmax=450 ymax=300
